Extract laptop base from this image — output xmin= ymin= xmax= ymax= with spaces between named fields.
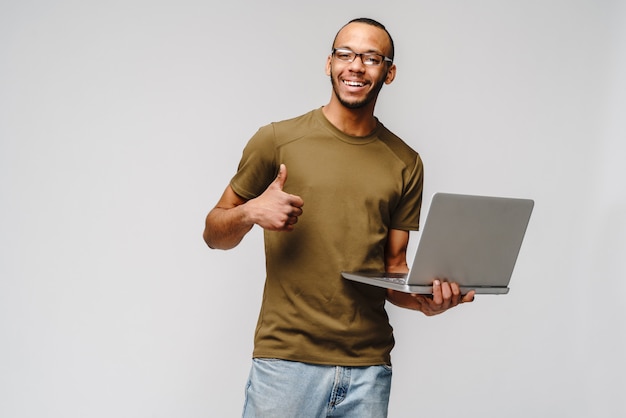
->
xmin=341 ymin=272 xmax=510 ymax=295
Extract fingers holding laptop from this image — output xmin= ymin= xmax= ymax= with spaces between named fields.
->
xmin=433 ymin=279 xmax=475 ymax=304
xmin=386 ymin=279 xmax=475 ymax=316
xmin=412 ymin=279 xmax=475 ymax=316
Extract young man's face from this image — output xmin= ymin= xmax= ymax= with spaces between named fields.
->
xmin=326 ymin=22 xmax=396 ymax=110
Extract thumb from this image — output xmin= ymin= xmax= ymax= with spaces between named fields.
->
xmin=273 ymin=164 xmax=287 ymax=190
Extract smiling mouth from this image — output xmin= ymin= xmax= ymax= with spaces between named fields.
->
xmin=343 ymin=80 xmax=366 ymax=87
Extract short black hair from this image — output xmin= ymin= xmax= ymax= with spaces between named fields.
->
xmin=332 ymin=17 xmax=395 ymax=62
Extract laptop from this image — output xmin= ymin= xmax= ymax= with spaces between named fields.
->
xmin=341 ymin=192 xmax=534 ymax=294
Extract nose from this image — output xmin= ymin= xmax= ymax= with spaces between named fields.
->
xmin=347 ymin=54 xmax=366 ymax=71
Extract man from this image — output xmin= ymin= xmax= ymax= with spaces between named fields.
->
xmin=203 ymin=17 xmax=475 ymax=418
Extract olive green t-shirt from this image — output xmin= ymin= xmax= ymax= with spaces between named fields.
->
xmin=231 ymin=108 xmax=423 ymax=366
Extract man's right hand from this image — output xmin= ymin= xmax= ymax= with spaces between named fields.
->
xmin=203 ymin=164 xmax=304 ymax=249
xmin=247 ymin=164 xmax=304 ymax=231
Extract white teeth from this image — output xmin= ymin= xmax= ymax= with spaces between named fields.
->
xmin=343 ymin=80 xmax=365 ymax=87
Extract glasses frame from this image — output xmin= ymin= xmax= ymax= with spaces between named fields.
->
xmin=332 ymin=48 xmax=393 ymax=66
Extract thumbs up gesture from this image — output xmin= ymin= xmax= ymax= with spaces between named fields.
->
xmin=249 ymin=164 xmax=304 ymax=231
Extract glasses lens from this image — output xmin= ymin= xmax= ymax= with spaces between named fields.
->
xmin=362 ymin=54 xmax=383 ymax=66
xmin=334 ymin=49 xmax=355 ymax=62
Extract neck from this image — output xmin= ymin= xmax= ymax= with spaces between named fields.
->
xmin=322 ymin=98 xmax=378 ymax=137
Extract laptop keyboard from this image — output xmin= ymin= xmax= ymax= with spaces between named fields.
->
xmin=378 ymin=275 xmax=408 ymax=285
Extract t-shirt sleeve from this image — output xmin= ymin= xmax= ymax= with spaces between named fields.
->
xmin=390 ymin=153 xmax=424 ymax=231
xmin=230 ymin=124 xmax=279 ymax=200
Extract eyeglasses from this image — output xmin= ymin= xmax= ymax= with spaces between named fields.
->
xmin=332 ymin=48 xmax=393 ymax=66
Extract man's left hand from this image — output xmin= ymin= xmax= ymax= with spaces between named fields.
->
xmin=386 ymin=280 xmax=475 ymax=316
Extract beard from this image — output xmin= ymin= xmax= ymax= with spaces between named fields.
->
xmin=329 ymin=67 xmax=386 ymax=109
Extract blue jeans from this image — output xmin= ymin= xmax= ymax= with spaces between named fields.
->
xmin=242 ymin=358 xmax=392 ymax=418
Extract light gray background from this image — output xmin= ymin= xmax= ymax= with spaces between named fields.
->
xmin=1 ymin=1 xmax=625 ymax=417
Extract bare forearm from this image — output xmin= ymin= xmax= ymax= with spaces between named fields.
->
xmin=384 ymin=260 xmax=409 ymax=274
xmin=203 ymin=205 xmax=254 ymax=250
xmin=386 ymin=288 xmax=416 ymax=309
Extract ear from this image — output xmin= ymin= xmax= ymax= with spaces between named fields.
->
xmin=384 ymin=63 xmax=396 ymax=85
xmin=325 ymin=55 xmax=332 ymax=76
